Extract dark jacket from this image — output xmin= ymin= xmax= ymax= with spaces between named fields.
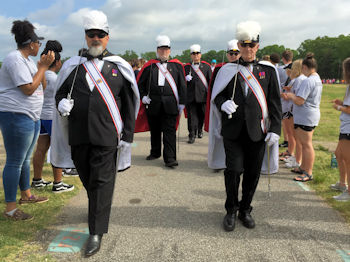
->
xmin=214 ymin=62 xmax=282 ymax=142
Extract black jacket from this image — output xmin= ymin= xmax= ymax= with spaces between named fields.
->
xmin=56 ymin=58 xmax=135 ymax=147
xmin=138 ymin=61 xmax=186 ymax=116
xmin=214 ymin=63 xmax=282 ymax=142
xmin=185 ymin=62 xmax=212 ymax=103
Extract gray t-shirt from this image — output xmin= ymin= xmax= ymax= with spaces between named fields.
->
xmin=277 ymin=65 xmax=292 ymax=113
xmin=40 ymin=70 xmax=57 ymax=120
xmin=340 ymin=85 xmax=350 ymax=133
xmin=0 ymin=50 xmax=44 ymax=121
xmin=293 ymin=73 xmax=323 ymax=126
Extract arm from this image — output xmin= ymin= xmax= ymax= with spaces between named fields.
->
xmin=137 ymin=66 xmax=150 ymax=98
xmin=283 ymin=92 xmax=305 ymax=106
xmin=177 ymin=64 xmax=187 ymax=105
xmin=120 ymin=78 xmax=136 ymax=143
xmin=267 ymin=67 xmax=282 ymax=135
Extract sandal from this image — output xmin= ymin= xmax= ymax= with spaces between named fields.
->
xmin=291 ymin=167 xmax=304 ymax=174
xmin=294 ymin=172 xmax=313 ymax=182
xmin=279 ymin=150 xmax=290 ymax=157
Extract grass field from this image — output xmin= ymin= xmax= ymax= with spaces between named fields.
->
xmin=0 ymin=84 xmax=349 ymax=261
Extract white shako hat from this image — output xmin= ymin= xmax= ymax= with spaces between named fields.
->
xmin=227 ymin=39 xmax=240 ymax=52
xmin=156 ymin=35 xmax=171 ymax=48
xmin=236 ymin=21 xmax=261 ymax=43
xmin=83 ymin=10 xmax=109 ymax=34
xmin=190 ymin=44 xmax=201 ymax=53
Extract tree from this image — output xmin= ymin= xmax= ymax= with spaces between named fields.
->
xmin=141 ymin=51 xmax=156 ymax=61
xmin=118 ymin=50 xmax=138 ymax=62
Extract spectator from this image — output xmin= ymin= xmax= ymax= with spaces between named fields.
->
xmin=0 ymin=20 xmax=54 ymax=220
xmin=31 ymin=40 xmax=75 ymax=193
xmin=331 ymin=57 xmax=350 ymax=201
xmin=281 ymin=53 xmax=322 ymax=182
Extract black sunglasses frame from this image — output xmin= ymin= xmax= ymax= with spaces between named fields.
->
xmin=86 ymin=31 xmax=108 ymax=39
xmin=191 ymin=52 xmax=201 ymax=55
xmin=227 ymin=51 xmax=240 ymax=56
xmin=240 ymin=42 xmax=257 ymax=48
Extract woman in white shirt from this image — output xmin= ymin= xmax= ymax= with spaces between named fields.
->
xmin=331 ymin=57 xmax=350 ymax=201
xmin=281 ymin=53 xmax=322 ymax=182
xmin=0 ymin=20 xmax=54 ymax=220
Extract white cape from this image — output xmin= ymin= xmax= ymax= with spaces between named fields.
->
xmin=208 ymin=61 xmax=280 ymax=171
xmin=50 ymin=55 xmax=140 ymax=171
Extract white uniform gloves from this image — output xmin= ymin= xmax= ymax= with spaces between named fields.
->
xmin=118 ymin=140 xmax=132 ymax=149
xmin=178 ymin=104 xmax=185 ymax=114
xmin=221 ymin=100 xmax=238 ymax=115
xmin=142 ymin=95 xmax=151 ymax=105
xmin=58 ymin=98 xmax=74 ymax=116
xmin=265 ymin=132 xmax=280 ymax=147
xmin=185 ymin=75 xmax=193 ymax=82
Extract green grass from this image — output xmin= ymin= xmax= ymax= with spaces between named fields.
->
xmin=283 ymin=84 xmax=350 ymax=223
xmin=0 ymin=164 xmax=82 ymax=262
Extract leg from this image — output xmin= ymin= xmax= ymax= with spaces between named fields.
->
xmin=71 ymin=145 xmax=91 ymax=189
xmin=294 ymin=127 xmax=302 ymax=165
xmin=162 ymin=113 xmax=177 ymax=164
xmin=197 ymin=102 xmax=206 ymax=137
xmin=147 ymin=113 xmax=162 ymax=158
xmin=285 ymin=117 xmax=296 ymax=156
xmin=296 ymin=128 xmax=315 ymax=175
xmin=186 ymin=102 xmax=197 ymax=143
xmin=32 ymin=135 xmax=50 ymax=179
xmin=335 ymin=140 xmax=347 ymax=186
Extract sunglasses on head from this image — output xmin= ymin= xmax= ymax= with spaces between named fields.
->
xmin=240 ymin=42 xmax=257 ymax=48
xmin=86 ymin=31 xmax=108 ymax=39
xmin=191 ymin=52 xmax=201 ymax=55
xmin=227 ymin=51 xmax=239 ymax=56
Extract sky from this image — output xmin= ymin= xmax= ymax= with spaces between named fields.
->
xmin=0 ymin=0 xmax=349 ymax=60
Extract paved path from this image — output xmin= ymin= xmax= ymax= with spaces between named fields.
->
xmin=1 ymin=119 xmax=349 ymax=261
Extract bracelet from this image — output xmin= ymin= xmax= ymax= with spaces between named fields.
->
xmin=337 ymin=105 xmax=342 ymax=111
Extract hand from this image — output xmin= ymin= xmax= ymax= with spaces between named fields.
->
xmin=265 ymin=132 xmax=280 ymax=147
xmin=332 ymin=99 xmax=343 ymax=106
xmin=221 ymin=100 xmax=238 ymax=115
xmin=178 ymin=104 xmax=185 ymax=114
xmin=38 ymin=50 xmax=55 ymax=68
xmin=280 ymin=93 xmax=289 ymax=100
xmin=185 ymin=75 xmax=193 ymax=82
xmin=283 ymin=86 xmax=292 ymax=92
xmin=142 ymin=95 xmax=151 ymax=105
xmin=118 ymin=140 xmax=132 ymax=149
xmin=58 ymin=98 xmax=74 ymax=116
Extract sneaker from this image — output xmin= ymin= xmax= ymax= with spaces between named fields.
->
xmin=284 ymin=155 xmax=296 ymax=163
xmin=31 ymin=179 xmax=53 ymax=188
xmin=285 ymin=158 xmax=300 ymax=168
xmin=19 ymin=195 xmax=49 ymax=205
xmin=330 ymin=182 xmax=348 ymax=192
xmin=279 ymin=141 xmax=288 ymax=148
xmin=3 ymin=209 xmax=33 ymax=221
xmin=52 ymin=182 xmax=75 ymax=193
xmin=62 ymin=168 xmax=79 ymax=177
xmin=333 ymin=191 xmax=350 ymax=201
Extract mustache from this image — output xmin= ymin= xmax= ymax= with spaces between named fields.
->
xmin=91 ymin=40 xmax=102 ymax=46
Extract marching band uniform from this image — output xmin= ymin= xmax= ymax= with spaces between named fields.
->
xmin=54 ymin=10 xmax=139 ymax=256
xmin=136 ymin=35 xmax=186 ymax=167
xmin=211 ymin=21 xmax=281 ymax=231
xmin=184 ymin=44 xmax=212 ymax=143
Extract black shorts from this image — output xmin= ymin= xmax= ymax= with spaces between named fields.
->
xmin=294 ymin=124 xmax=316 ymax=132
xmin=282 ymin=111 xmax=293 ymax=119
xmin=339 ymin=133 xmax=350 ymax=140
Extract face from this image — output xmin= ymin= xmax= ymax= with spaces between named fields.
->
xmin=191 ymin=52 xmax=201 ymax=63
xmin=85 ymin=30 xmax=109 ymax=52
xmin=157 ymin=47 xmax=171 ymax=61
xmin=226 ymin=51 xmax=241 ymax=63
xmin=238 ymin=42 xmax=259 ymax=62
xmin=29 ymin=41 xmax=42 ymax=56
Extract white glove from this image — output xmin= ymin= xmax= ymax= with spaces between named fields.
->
xmin=220 ymin=100 xmax=238 ymax=115
xmin=118 ymin=140 xmax=132 ymax=149
xmin=265 ymin=132 xmax=280 ymax=147
xmin=178 ymin=104 xmax=185 ymax=114
xmin=142 ymin=95 xmax=151 ymax=105
xmin=58 ymin=98 xmax=74 ymax=116
xmin=185 ymin=75 xmax=193 ymax=82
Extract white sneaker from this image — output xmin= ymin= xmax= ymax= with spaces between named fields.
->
xmin=333 ymin=191 xmax=350 ymax=201
xmin=284 ymin=155 xmax=296 ymax=163
xmin=330 ymin=182 xmax=348 ymax=192
xmin=285 ymin=158 xmax=300 ymax=168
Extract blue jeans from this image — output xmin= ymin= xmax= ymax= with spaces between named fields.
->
xmin=0 ymin=112 xmax=40 ymax=202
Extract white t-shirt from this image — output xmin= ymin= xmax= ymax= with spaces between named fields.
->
xmin=340 ymin=85 xmax=350 ymax=134
xmin=293 ymin=73 xmax=323 ymax=126
xmin=40 ymin=70 xmax=58 ymax=120
xmin=0 ymin=50 xmax=44 ymax=121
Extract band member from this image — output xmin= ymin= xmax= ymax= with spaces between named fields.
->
xmin=184 ymin=44 xmax=212 ymax=143
xmin=211 ymin=21 xmax=281 ymax=231
xmin=136 ymin=35 xmax=186 ymax=167
xmin=206 ymin=39 xmax=240 ymax=171
xmin=54 ymin=10 xmax=139 ymax=256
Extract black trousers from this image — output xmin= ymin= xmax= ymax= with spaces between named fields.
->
xmin=71 ymin=144 xmax=118 ymax=235
xmin=186 ymin=102 xmax=206 ymax=137
xmin=146 ymin=110 xmax=177 ymax=163
xmin=223 ymin=126 xmax=265 ymax=214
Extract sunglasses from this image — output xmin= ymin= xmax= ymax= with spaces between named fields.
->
xmin=240 ymin=42 xmax=257 ymax=48
xmin=36 ymin=41 xmax=42 ymax=47
xmin=227 ymin=51 xmax=239 ymax=56
xmin=86 ymin=31 xmax=108 ymax=39
xmin=191 ymin=52 xmax=201 ymax=55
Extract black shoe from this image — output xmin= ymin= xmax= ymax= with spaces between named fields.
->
xmin=85 ymin=234 xmax=103 ymax=257
xmin=279 ymin=141 xmax=288 ymax=148
xmin=198 ymin=131 xmax=203 ymax=138
xmin=238 ymin=209 xmax=255 ymax=229
xmin=187 ymin=136 xmax=195 ymax=144
xmin=223 ymin=213 xmax=236 ymax=232
xmin=146 ymin=154 xmax=160 ymax=160
xmin=165 ymin=160 xmax=178 ymax=168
